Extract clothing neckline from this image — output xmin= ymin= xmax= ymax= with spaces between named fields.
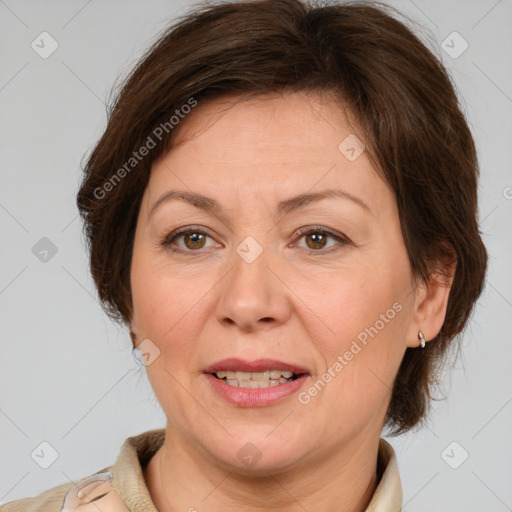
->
xmin=112 ymin=428 xmax=402 ymax=512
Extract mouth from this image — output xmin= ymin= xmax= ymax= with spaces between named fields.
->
xmin=203 ymin=357 xmax=310 ymax=390
xmin=211 ymin=369 xmax=305 ymax=388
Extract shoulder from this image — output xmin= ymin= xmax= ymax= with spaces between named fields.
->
xmin=0 ymin=481 xmax=72 ymax=512
xmin=0 ymin=468 xmax=112 ymax=512
xmin=1 ymin=429 xmax=164 ymax=512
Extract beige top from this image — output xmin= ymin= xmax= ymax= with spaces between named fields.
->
xmin=1 ymin=429 xmax=402 ymax=511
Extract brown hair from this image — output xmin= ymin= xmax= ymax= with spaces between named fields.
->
xmin=77 ymin=0 xmax=487 ymax=434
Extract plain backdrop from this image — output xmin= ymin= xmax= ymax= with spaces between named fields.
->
xmin=1 ymin=0 xmax=511 ymax=510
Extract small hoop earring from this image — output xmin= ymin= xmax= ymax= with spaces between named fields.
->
xmin=418 ymin=330 xmax=428 ymax=349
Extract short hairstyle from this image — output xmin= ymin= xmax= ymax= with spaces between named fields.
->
xmin=77 ymin=0 xmax=488 ymax=434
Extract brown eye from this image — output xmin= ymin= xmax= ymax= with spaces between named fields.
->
xmin=294 ymin=227 xmax=349 ymax=254
xmin=160 ymin=226 xmax=220 ymax=253
xmin=183 ymin=232 xmax=207 ymax=249
xmin=305 ymin=232 xmax=328 ymax=250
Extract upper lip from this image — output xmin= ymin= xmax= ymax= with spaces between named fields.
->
xmin=204 ymin=358 xmax=310 ymax=375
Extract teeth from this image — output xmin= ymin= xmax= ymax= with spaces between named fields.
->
xmin=215 ymin=369 xmax=301 ymax=388
xmin=226 ymin=378 xmax=289 ymax=388
xmin=215 ymin=369 xmax=296 ymax=381
xmin=236 ymin=371 xmax=251 ymax=381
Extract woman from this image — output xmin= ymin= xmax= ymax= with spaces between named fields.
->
xmin=3 ymin=0 xmax=487 ymax=510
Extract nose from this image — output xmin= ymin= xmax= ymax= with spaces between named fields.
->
xmin=215 ymin=241 xmax=292 ymax=332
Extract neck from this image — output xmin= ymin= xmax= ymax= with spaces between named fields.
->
xmin=144 ymin=426 xmax=381 ymax=512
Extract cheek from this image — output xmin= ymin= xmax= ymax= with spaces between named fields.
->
xmin=297 ymin=285 xmax=408 ymax=440
xmin=297 ymin=261 xmax=410 ymax=391
xmin=130 ymin=252 xmax=213 ymax=419
xmin=130 ymin=249 xmax=216 ymax=363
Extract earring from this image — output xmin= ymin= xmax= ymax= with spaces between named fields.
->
xmin=418 ymin=330 xmax=428 ymax=349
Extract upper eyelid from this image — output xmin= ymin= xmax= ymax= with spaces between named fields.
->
xmin=164 ymin=226 xmax=348 ymax=248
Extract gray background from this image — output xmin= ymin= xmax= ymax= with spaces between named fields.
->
xmin=0 ymin=0 xmax=511 ymax=510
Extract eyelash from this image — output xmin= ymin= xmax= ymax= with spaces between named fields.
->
xmin=159 ymin=225 xmax=350 ymax=256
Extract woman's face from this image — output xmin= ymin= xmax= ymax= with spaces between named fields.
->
xmin=130 ymin=91 xmax=422 ymax=472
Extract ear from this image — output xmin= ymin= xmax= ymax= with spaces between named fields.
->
xmin=406 ymin=247 xmax=457 ymax=348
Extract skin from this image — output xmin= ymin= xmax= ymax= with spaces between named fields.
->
xmin=130 ymin=91 xmax=453 ymax=512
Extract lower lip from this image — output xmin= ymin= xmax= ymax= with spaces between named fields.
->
xmin=205 ymin=373 xmax=309 ymax=407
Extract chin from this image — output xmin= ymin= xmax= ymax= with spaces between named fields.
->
xmin=206 ymin=427 xmax=312 ymax=474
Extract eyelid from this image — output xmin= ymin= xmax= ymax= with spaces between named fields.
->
xmin=160 ymin=225 xmax=221 ymax=250
xmin=293 ymin=225 xmax=348 ymax=241
xmin=291 ymin=226 xmax=350 ymax=252
xmin=160 ymin=225 xmax=350 ymax=254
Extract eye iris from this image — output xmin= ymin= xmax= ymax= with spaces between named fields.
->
xmin=306 ymin=232 xmax=327 ymax=250
xmin=184 ymin=232 xmax=206 ymax=249
xmin=177 ymin=230 xmax=333 ymax=251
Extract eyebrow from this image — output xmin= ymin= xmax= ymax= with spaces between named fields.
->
xmin=148 ymin=188 xmax=371 ymax=220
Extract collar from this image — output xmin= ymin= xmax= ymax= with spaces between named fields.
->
xmin=72 ymin=429 xmax=402 ymax=511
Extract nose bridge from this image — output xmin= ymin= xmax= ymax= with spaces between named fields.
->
xmin=215 ymin=233 xmax=291 ymax=330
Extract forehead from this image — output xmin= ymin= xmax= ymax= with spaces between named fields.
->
xmin=170 ymin=91 xmax=357 ymax=162
xmin=145 ymin=92 xmax=393 ymax=215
